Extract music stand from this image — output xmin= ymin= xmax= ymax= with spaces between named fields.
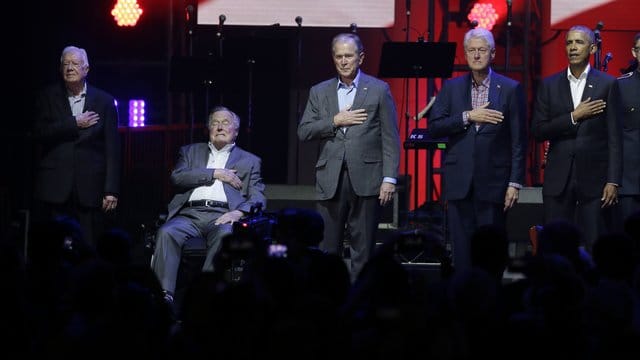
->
xmin=378 ymin=41 xmax=455 ymax=222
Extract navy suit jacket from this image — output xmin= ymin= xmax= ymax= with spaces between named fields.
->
xmin=428 ymin=71 xmax=527 ymax=203
xmin=616 ymin=70 xmax=640 ymax=196
xmin=298 ymin=72 xmax=400 ymax=199
xmin=33 ymin=82 xmax=121 ymax=208
xmin=532 ymin=68 xmax=622 ymax=197
xmin=166 ymin=143 xmax=266 ymax=220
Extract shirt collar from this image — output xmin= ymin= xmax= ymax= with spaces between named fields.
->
xmin=471 ymin=68 xmax=492 ymax=88
xmin=208 ymin=142 xmax=235 ymax=154
xmin=337 ymin=69 xmax=360 ymax=89
xmin=567 ymin=64 xmax=590 ymax=81
xmin=67 ymin=83 xmax=87 ymax=98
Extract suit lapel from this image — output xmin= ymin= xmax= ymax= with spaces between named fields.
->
xmin=351 ymin=73 xmax=370 ymax=110
xmin=479 ymin=75 xmax=503 ymax=132
xmin=581 ymin=70 xmax=600 ymax=101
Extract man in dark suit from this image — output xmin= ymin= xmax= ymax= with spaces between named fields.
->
xmin=428 ymin=28 xmax=527 ymax=272
xmin=298 ymin=33 xmax=400 ymax=281
xmin=532 ymin=25 xmax=622 ymax=251
xmin=32 ymin=46 xmax=121 ymax=247
xmin=151 ymin=106 xmax=266 ymax=302
xmin=612 ymin=33 xmax=640 ymax=231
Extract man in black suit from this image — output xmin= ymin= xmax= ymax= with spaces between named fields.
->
xmin=151 ymin=106 xmax=266 ymax=302
xmin=532 ymin=25 xmax=622 ymax=251
xmin=32 ymin=46 xmax=121 ymax=247
xmin=612 ymin=33 xmax=640 ymax=231
xmin=428 ymin=28 xmax=527 ymax=272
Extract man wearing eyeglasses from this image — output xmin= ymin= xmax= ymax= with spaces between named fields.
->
xmin=428 ymin=28 xmax=527 ymax=273
xmin=532 ymin=25 xmax=622 ymax=252
xmin=611 ymin=33 xmax=640 ymax=231
xmin=151 ymin=106 xmax=266 ymax=307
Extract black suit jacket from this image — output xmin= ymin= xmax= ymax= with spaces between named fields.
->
xmin=532 ymin=68 xmax=622 ymax=197
xmin=33 ymin=82 xmax=121 ymax=207
xmin=616 ymin=71 xmax=640 ymax=195
xmin=429 ymin=71 xmax=527 ymax=203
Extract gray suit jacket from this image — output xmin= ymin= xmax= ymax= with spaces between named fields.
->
xmin=298 ymin=72 xmax=400 ymax=199
xmin=165 ymin=143 xmax=266 ymax=220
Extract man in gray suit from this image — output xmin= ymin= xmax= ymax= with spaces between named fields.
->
xmin=298 ymin=33 xmax=400 ymax=281
xmin=152 ymin=106 xmax=266 ymax=302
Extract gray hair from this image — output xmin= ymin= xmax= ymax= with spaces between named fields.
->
xmin=331 ymin=33 xmax=365 ymax=54
xmin=463 ymin=28 xmax=495 ymax=50
xmin=567 ymin=25 xmax=595 ymax=45
xmin=208 ymin=105 xmax=240 ymax=129
xmin=60 ymin=46 xmax=89 ymax=67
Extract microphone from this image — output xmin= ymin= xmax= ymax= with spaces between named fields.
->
xmin=506 ymin=0 xmax=513 ymax=27
xmin=217 ymin=14 xmax=226 ymax=38
xmin=350 ymin=23 xmax=357 ymax=33
xmin=469 ymin=20 xmax=478 ymax=29
xmin=406 ymin=0 xmax=411 ymax=15
xmin=603 ymin=52 xmax=613 ymax=72
xmin=185 ymin=4 xmax=194 ymax=23
xmin=295 ymin=16 xmax=302 ymax=26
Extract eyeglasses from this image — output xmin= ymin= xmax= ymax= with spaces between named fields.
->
xmin=210 ymin=119 xmax=232 ymax=127
xmin=465 ymin=47 xmax=491 ymax=55
xmin=633 ymin=47 xmax=640 ymax=53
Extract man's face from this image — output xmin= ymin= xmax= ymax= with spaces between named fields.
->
xmin=632 ymin=38 xmax=640 ymax=64
xmin=464 ymin=37 xmax=494 ymax=72
xmin=61 ymin=52 xmax=88 ymax=85
xmin=565 ymin=30 xmax=595 ymax=67
xmin=208 ymin=110 xmax=238 ymax=148
xmin=332 ymin=39 xmax=363 ymax=82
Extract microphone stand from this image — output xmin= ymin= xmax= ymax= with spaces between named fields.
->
xmin=403 ymin=0 xmax=413 ymax=216
xmin=246 ymin=57 xmax=255 ymax=152
xmin=505 ymin=0 xmax=512 ymax=73
xmin=216 ymin=14 xmax=226 ymax=104
xmin=185 ymin=4 xmax=196 ymax=142
xmin=294 ymin=16 xmax=303 ymax=183
xmin=594 ymin=22 xmax=603 ymax=70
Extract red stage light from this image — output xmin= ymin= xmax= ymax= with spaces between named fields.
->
xmin=111 ymin=0 xmax=144 ymax=27
xmin=467 ymin=2 xmax=499 ymax=30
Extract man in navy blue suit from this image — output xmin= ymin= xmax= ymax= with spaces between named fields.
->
xmin=532 ymin=25 xmax=622 ymax=251
xmin=611 ymin=33 xmax=640 ymax=231
xmin=429 ymin=28 xmax=527 ymax=272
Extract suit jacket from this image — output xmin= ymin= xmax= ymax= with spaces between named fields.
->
xmin=166 ymin=143 xmax=266 ymax=220
xmin=298 ymin=72 xmax=400 ymax=199
xmin=428 ymin=71 xmax=527 ymax=203
xmin=532 ymin=68 xmax=622 ymax=197
xmin=616 ymin=71 xmax=640 ymax=196
xmin=33 ymin=82 xmax=121 ymax=207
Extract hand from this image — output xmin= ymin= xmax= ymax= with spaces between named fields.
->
xmin=504 ymin=186 xmax=519 ymax=211
xmin=214 ymin=210 xmax=244 ymax=225
xmin=379 ymin=182 xmax=396 ymax=206
xmin=572 ymin=97 xmax=606 ymax=123
xmin=468 ymin=103 xmax=504 ymax=125
xmin=600 ymin=183 xmax=618 ymax=208
xmin=102 ymin=195 xmax=118 ymax=212
xmin=76 ymin=111 xmax=100 ymax=129
xmin=214 ymin=168 xmax=242 ymax=189
xmin=333 ymin=105 xmax=367 ymax=128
